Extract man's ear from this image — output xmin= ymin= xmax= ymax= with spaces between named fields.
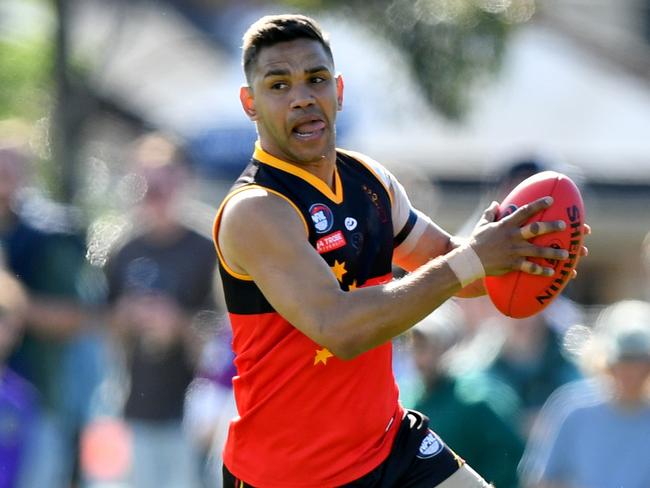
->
xmin=336 ymin=75 xmax=344 ymax=111
xmin=240 ymin=86 xmax=258 ymax=120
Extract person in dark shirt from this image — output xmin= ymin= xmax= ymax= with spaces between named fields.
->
xmin=105 ymin=133 xmax=217 ymax=488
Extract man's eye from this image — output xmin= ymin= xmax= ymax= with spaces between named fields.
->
xmin=271 ymin=82 xmax=288 ymax=90
xmin=311 ymin=76 xmax=325 ymax=84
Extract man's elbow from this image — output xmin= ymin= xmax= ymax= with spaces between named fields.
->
xmin=324 ymin=339 xmax=364 ymax=361
xmin=299 ymin=294 xmax=369 ymax=360
xmin=313 ymin=320 xmax=367 ymax=361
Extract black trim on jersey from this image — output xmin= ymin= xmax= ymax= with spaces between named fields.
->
xmin=393 ymin=209 xmax=417 ymax=248
xmin=219 ymin=266 xmax=275 ymax=315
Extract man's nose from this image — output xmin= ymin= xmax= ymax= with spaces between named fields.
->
xmin=290 ymin=84 xmax=315 ymax=109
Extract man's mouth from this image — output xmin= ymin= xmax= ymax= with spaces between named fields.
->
xmin=292 ymin=119 xmax=326 ymax=139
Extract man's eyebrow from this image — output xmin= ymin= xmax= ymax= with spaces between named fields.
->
xmin=306 ymin=65 xmax=330 ymax=74
xmin=262 ymin=65 xmax=331 ymax=79
xmin=263 ymin=68 xmax=290 ymax=79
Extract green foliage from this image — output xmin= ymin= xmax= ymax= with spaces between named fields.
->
xmin=0 ymin=37 xmax=52 ymax=121
xmin=279 ymin=0 xmax=530 ymax=119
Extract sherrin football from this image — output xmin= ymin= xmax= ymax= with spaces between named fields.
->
xmin=484 ymin=171 xmax=585 ymax=318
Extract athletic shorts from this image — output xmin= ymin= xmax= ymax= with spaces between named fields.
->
xmin=222 ymin=409 xmax=491 ymax=487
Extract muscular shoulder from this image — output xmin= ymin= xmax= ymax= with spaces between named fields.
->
xmin=217 ymin=186 xmax=308 ymax=275
xmin=220 ymin=187 xmax=306 ymax=233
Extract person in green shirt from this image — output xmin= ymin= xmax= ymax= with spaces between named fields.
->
xmin=410 ymin=301 xmax=525 ymax=488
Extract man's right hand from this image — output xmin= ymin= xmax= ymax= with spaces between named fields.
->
xmin=469 ymin=196 xmax=569 ymax=277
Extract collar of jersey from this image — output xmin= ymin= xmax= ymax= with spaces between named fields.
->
xmin=253 ymin=142 xmax=343 ymax=204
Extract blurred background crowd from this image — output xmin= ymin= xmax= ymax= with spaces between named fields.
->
xmin=1 ymin=1 xmax=650 ymax=487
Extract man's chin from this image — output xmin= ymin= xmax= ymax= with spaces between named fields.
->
xmin=288 ymin=140 xmax=333 ymax=164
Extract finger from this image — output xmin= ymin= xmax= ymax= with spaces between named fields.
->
xmin=580 ymin=245 xmax=589 ymax=257
xmin=479 ymin=201 xmax=499 ymax=225
xmin=502 ymin=196 xmax=553 ymax=224
xmin=516 ymin=244 xmax=569 ymax=261
xmin=583 ymin=223 xmax=591 ymax=236
xmin=518 ymin=220 xmax=566 ymax=240
xmin=571 ymin=269 xmax=578 ymax=280
xmin=518 ymin=258 xmax=555 ymax=277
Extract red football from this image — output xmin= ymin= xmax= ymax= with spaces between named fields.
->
xmin=484 ymin=171 xmax=585 ymax=318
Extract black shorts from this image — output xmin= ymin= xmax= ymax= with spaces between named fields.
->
xmin=222 ymin=409 xmax=462 ymax=488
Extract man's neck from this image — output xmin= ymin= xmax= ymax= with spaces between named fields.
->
xmin=257 ymin=142 xmax=337 ymax=191
xmin=143 ymin=219 xmax=185 ymax=245
xmin=307 ymin=155 xmax=336 ymax=191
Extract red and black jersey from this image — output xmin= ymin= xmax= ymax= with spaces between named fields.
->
xmin=213 ymin=144 xmax=406 ymax=487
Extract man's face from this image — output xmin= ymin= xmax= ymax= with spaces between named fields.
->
xmin=241 ymin=38 xmax=343 ymax=165
xmin=610 ymin=359 xmax=650 ymax=401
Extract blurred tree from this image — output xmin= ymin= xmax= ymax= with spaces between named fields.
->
xmin=0 ymin=37 xmax=52 ymax=122
xmin=280 ymin=0 xmax=536 ymax=120
xmin=0 ymin=0 xmax=63 ymax=199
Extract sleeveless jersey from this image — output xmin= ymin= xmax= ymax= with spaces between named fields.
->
xmin=213 ymin=144 xmax=408 ymax=487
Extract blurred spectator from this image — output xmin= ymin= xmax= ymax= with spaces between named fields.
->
xmin=483 ymin=303 xmax=583 ymax=435
xmin=519 ymin=300 xmax=650 ymax=488
xmin=410 ymin=301 xmax=525 ymax=488
xmin=0 ymin=269 xmax=39 ymax=488
xmin=104 ymin=133 xmax=217 ymax=488
xmin=0 ymin=137 xmax=102 ymax=487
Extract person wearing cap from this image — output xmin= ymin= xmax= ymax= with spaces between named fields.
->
xmin=519 ymin=300 xmax=650 ymax=488
xmin=410 ymin=301 xmax=525 ymax=488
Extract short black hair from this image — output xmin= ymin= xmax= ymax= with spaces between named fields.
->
xmin=242 ymin=14 xmax=333 ymax=82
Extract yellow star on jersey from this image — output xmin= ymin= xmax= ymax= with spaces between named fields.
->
xmin=348 ymin=280 xmax=358 ymax=291
xmin=331 ymin=260 xmax=347 ymax=283
xmin=314 ymin=347 xmax=334 ymax=366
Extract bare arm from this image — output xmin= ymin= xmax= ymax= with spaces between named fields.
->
xmin=392 ymin=218 xmax=455 ymax=273
xmin=393 ymin=204 xmax=502 ymax=297
xmin=218 ymin=189 xmax=566 ymax=359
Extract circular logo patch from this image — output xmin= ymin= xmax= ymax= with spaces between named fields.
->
xmin=416 ymin=430 xmax=444 ymax=459
xmin=344 ymin=217 xmax=357 ymax=231
xmin=309 ymin=203 xmax=334 ymax=234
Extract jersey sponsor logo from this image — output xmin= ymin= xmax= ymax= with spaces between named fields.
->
xmin=416 ymin=430 xmax=444 ymax=459
xmin=316 ymin=230 xmax=347 ymax=254
xmin=344 ymin=217 xmax=357 ymax=231
xmin=309 ymin=203 xmax=334 ymax=234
